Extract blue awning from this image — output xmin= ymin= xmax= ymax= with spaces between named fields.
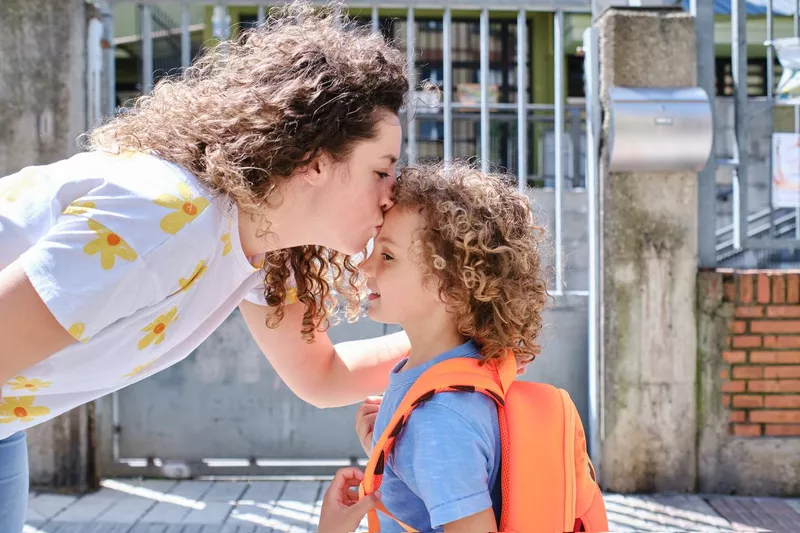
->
xmin=682 ymin=0 xmax=797 ymax=16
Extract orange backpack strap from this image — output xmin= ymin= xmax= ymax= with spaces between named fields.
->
xmin=359 ymin=356 xmax=516 ymax=533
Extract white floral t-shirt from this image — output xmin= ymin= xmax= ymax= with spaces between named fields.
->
xmin=0 ymin=150 xmax=280 ymax=439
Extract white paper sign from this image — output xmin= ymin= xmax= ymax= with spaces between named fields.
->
xmin=772 ymin=133 xmax=800 ymax=208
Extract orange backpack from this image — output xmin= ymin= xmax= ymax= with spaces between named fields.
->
xmin=359 ymin=355 xmax=609 ymax=533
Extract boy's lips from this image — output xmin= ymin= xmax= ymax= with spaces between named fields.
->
xmin=368 ymin=291 xmax=380 ymax=301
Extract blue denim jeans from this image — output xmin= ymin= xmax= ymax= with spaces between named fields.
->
xmin=0 ymin=431 xmax=29 ymax=533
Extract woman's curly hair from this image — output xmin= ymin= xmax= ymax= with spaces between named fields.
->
xmin=392 ymin=163 xmax=550 ymax=365
xmin=87 ymin=1 xmax=407 ymax=340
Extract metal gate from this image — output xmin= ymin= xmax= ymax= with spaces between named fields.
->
xmin=93 ymin=0 xmax=600 ymax=478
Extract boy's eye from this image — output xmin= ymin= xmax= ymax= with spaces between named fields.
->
xmin=381 ymin=253 xmax=393 ymax=261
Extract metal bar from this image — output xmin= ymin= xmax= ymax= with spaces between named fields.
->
xmin=691 ymin=0 xmax=717 ymax=266
xmin=480 ymin=8 xmax=490 ymax=173
xmin=767 ymin=0 xmax=776 ymax=239
xmin=554 ymin=9 xmax=564 ymax=292
xmin=103 ymin=4 xmax=116 ymax=115
xmin=516 ymin=8 xmax=527 ymax=191
xmin=141 ymin=4 xmax=154 ymax=94
xmin=257 ymin=3 xmax=266 ymax=22
xmin=371 ymin=6 xmax=379 ymax=33
xmin=795 ymin=0 xmax=799 ymax=239
xmin=443 ymin=8 xmax=453 ymax=164
xmin=732 ymin=0 xmax=748 ymax=249
xmin=582 ymin=24 xmax=602 ymax=477
xmin=406 ymin=8 xmax=417 ymax=165
xmin=181 ymin=3 xmax=191 ymax=70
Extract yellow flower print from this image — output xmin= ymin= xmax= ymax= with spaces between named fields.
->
xmin=83 ymin=219 xmax=138 ymax=270
xmin=6 ymin=376 xmax=52 ymax=393
xmin=63 ymin=200 xmax=96 ymax=216
xmin=221 ymin=233 xmax=232 ymax=256
xmin=0 ymin=396 xmax=51 ymax=424
xmin=285 ymin=287 xmax=298 ymax=306
xmin=178 ymin=260 xmax=207 ymax=293
xmin=123 ymin=359 xmax=156 ymax=379
xmin=153 ymin=182 xmax=210 ymax=234
xmin=68 ymin=322 xmax=89 ymax=343
xmin=138 ymin=307 xmax=178 ymax=350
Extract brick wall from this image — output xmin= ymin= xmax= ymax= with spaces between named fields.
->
xmin=722 ymin=272 xmax=800 ymax=438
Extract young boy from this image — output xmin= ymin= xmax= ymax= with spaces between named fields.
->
xmin=354 ymin=163 xmax=549 ymax=532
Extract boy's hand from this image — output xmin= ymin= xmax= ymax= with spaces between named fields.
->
xmin=355 ymin=396 xmax=382 ymax=455
xmin=318 ymin=467 xmax=381 ymax=533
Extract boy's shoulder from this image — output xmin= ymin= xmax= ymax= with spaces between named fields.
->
xmin=403 ymin=389 xmax=499 ymax=437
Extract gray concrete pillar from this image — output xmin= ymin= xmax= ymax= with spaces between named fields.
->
xmin=597 ymin=8 xmax=699 ymax=492
xmin=1 ymin=0 xmax=93 ymax=491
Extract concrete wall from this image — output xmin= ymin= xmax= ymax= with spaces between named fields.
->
xmin=0 ymin=0 xmax=90 ymax=489
xmin=597 ymin=9 xmax=699 ymax=493
xmin=697 ymin=271 xmax=800 ymax=496
xmin=0 ymin=0 xmax=86 ymax=177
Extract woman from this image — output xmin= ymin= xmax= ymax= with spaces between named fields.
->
xmin=0 ymin=3 xmax=410 ymax=530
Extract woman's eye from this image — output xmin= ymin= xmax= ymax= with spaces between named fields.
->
xmin=376 ymin=172 xmax=390 ymax=180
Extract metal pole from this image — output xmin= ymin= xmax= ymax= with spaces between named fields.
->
xmin=103 ymin=4 xmax=116 ymax=115
xmin=794 ymin=0 xmax=799 ymax=238
xmin=691 ymin=0 xmax=718 ymax=266
xmin=583 ymin=24 xmax=602 ymax=478
xmin=767 ymin=0 xmax=775 ymax=237
xmin=732 ymin=0 xmax=748 ymax=249
xmin=444 ymin=8 xmax=453 ymax=165
xmin=407 ymin=8 xmax=417 ymax=165
xmin=372 ymin=6 xmax=379 ymax=33
xmin=516 ymin=9 xmax=527 ymax=191
xmin=181 ymin=3 xmax=191 ymax=71
xmin=480 ymin=8 xmax=490 ymax=174
xmin=141 ymin=4 xmax=153 ymax=95
xmin=554 ymin=9 xmax=564 ymax=292
xmin=257 ymin=3 xmax=266 ymax=23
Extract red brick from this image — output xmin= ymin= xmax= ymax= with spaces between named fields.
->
xmin=764 ymin=395 xmax=800 ymax=408
xmin=733 ymin=424 xmax=762 ymax=437
xmin=765 ymin=424 xmax=800 ymax=436
xmin=748 ymin=380 xmax=800 ymax=393
xmin=723 ymin=351 xmax=747 ymax=364
xmin=729 ymin=321 xmax=747 ymax=334
xmin=733 ymin=366 xmax=764 ymax=379
xmin=750 ymin=351 xmax=800 ymax=364
xmin=740 ymin=275 xmax=754 ymax=303
xmin=729 ymin=411 xmax=747 ymax=423
xmin=750 ymin=320 xmax=800 ymax=333
xmin=733 ymin=336 xmax=762 ymax=348
xmin=758 ymin=274 xmax=771 ymax=303
xmin=763 ymin=335 xmax=800 ymax=349
xmin=788 ymin=274 xmax=800 ymax=303
xmin=773 ymin=276 xmax=787 ymax=303
xmin=722 ymin=380 xmax=746 ymax=393
xmin=767 ymin=306 xmax=800 ymax=318
xmin=736 ymin=306 xmax=764 ymax=318
xmin=722 ymin=394 xmax=731 ymax=408
xmin=749 ymin=410 xmax=800 ymax=423
xmin=732 ymin=395 xmax=764 ymax=408
xmin=764 ymin=366 xmax=800 ymax=379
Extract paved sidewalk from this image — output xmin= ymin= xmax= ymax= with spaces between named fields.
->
xmin=24 ymin=479 xmax=800 ymax=532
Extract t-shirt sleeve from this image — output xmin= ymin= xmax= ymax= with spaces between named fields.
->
xmin=16 ymin=174 xmax=214 ymax=343
xmin=390 ymin=395 xmax=498 ymax=528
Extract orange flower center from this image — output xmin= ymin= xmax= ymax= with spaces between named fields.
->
xmin=182 ymin=202 xmax=198 ymax=216
xmin=24 ymin=383 xmax=34 ymax=389
xmin=107 ymin=233 xmax=121 ymax=246
xmin=14 ymin=407 xmax=28 ymax=418
xmin=154 ymin=323 xmax=166 ymax=334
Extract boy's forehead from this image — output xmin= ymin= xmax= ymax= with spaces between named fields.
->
xmin=377 ymin=207 xmax=423 ymax=244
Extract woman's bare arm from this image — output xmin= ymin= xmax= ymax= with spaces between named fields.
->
xmin=240 ymin=299 xmax=409 ymax=408
xmin=0 ymin=261 xmax=75 ymax=384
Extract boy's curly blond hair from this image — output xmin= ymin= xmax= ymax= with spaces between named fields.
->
xmin=392 ymin=163 xmax=549 ymax=365
xmin=87 ymin=1 xmax=407 ymax=341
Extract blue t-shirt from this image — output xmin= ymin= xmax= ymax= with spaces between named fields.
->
xmin=372 ymin=340 xmax=502 ymax=533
